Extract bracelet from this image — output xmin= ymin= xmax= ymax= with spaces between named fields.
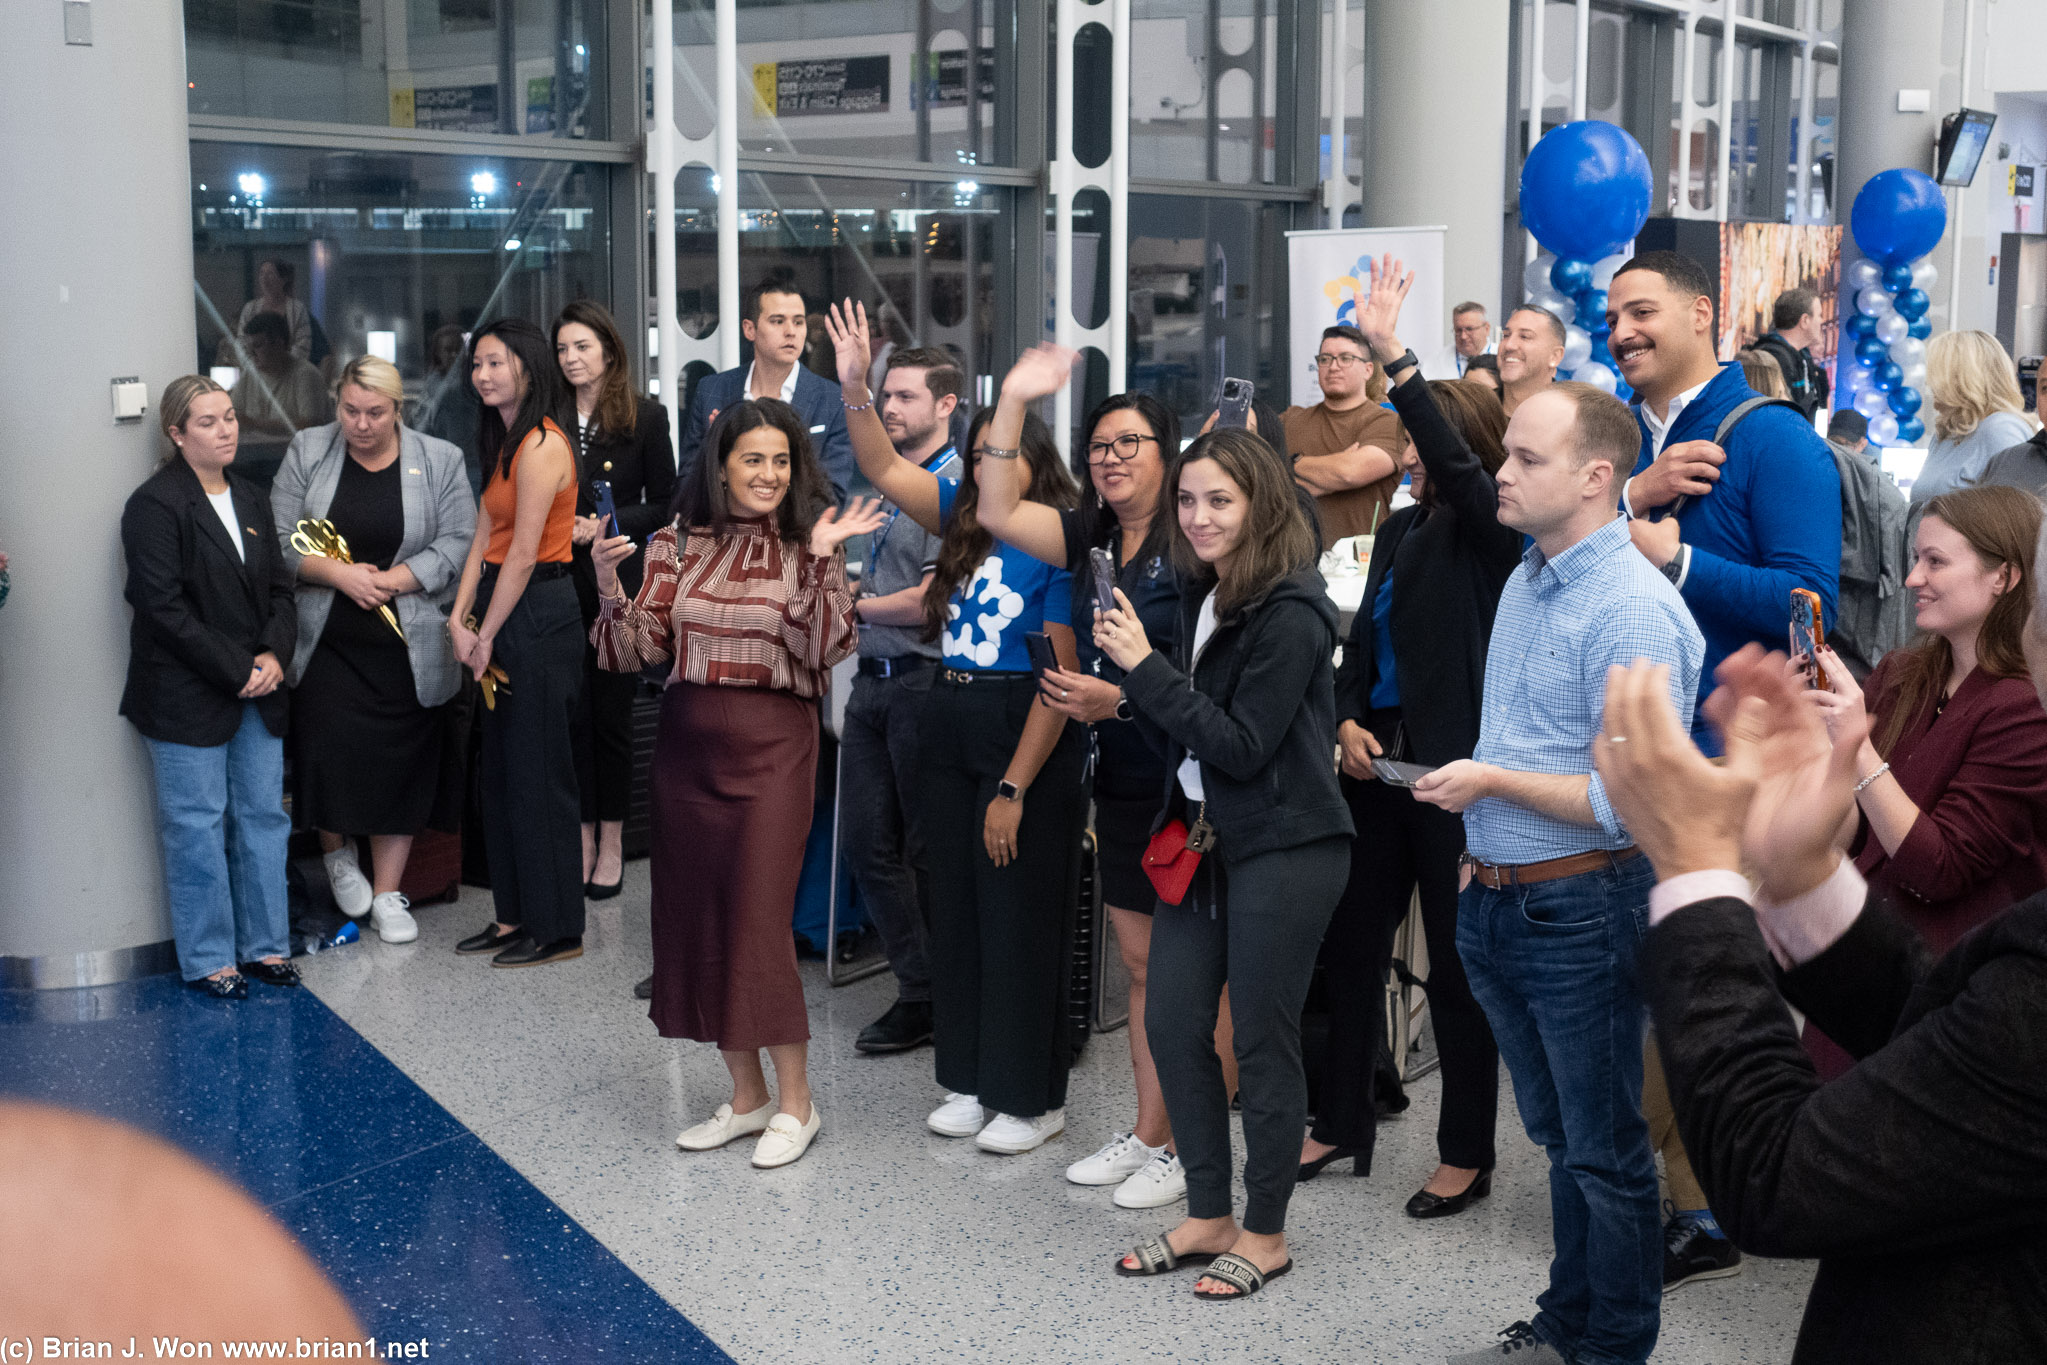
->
xmin=1854 ymin=762 xmax=1890 ymax=794
xmin=842 ymin=398 xmax=873 ymax=412
xmin=979 ymin=445 xmax=1021 ymax=460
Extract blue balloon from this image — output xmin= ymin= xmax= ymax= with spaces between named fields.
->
xmin=1519 ymin=121 xmax=1655 ymax=260
xmin=1576 ymin=288 xmax=1609 ymax=324
xmin=1908 ymin=315 xmax=1933 ymax=340
xmin=1551 ymin=257 xmax=1594 ymax=296
xmin=1887 ymin=385 xmax=1923 ymax=418
xmin=1881 ymin=262 xmax=1914 ymax=293
xmin=1854 ymin=335 xmax=1889 ymax=366
xmin=1893 ymin=287 xmax=1930 ymax=320
xmin=1850 ymin=168 xmax=1948 ymax=266
xmin=1873 ymin=361 xmax=1905 ymax=393
xmin=1845 ymin=313 xmax=1878 ymax=339
xmin=1897 ymin=415 xmax=1926 ymax=444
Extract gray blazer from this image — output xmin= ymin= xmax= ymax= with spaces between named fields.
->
xmin=271 ymin=423 xmax=477 ymax=707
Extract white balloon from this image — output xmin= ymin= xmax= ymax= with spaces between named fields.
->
xmin=1528 ymin=288 xmax=1575 ymax=325
xmin=1911 ymin=257 xmax=1938 ymax=292
xmin=1874 ymin=311 xmax=1910 ymax=346
xmin=1847 ymin=258 xmax=1883 ymax=292
xmin=1524 ymin=252 xmax=1558 ymax=298
xmin=1575 ymin=362 xmax=1619 ymax=394
xmin=1889 ymin=336 xmax=1927 ymax=369
xmin=1854 ymin=387 xmax=1891 ymax=420
xmin=1561 ymin=325 xmax=1593 ymax=372
xmin=1868 ymin=413 xmax=1901 ymax=445
xmin=1857 ymin=286 xmax=1895 ymax=318
xmin=1591 ymin=253 xmax=1629 ymax=289
xmin=1900 ymin=360 xmax=1928 ymax=390
xmin=1843 ymin=363 xmax=1875 ymax=393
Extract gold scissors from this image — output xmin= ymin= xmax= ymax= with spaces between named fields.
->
xmin=460 ymin=613 xmax=512 ymax=709
xmin=293 ymin=518 xmax=404 ymax=643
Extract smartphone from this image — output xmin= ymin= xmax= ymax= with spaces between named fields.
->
xmin=1789 ymin=588 xmax=1828 ymax=690
xmin=1024 ymin=631 xmax=1059 ymax=686
xmin=590 ymin=479 xmax=621 ymax=538
xmin=1371 ymin=758 xmax=1437 ymax=788
xmin=1216 ymin=377 xmax=1254 ymax=429
xmin=1088 ymin=546 xmax=1119 ymax=617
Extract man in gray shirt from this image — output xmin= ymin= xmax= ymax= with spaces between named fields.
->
xmin=1978 ymin=379 xmax=2047 ymax=496
xmin=845 ymin=348 xmax=964 ymax=1054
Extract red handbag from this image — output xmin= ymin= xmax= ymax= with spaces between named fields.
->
xmin=1142 ymin=805 xmax=1215 ymax=905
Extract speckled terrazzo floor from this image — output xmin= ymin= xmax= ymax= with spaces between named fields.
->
xmin=294 ymin=864 xmax=1815 ymax=1365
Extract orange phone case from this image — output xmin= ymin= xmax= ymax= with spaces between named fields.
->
xmin=1790 ymin=588 xmax=1828 ymax=690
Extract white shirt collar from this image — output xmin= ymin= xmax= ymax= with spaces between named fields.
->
xmin=744 ymin=360 xmax=801 ymax=404
xmin=1641 ymin=375 xmax=1715 ymax=457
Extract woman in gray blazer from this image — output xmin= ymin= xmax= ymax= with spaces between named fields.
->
xmin=271 ymin=356 xmax=476 ymax=943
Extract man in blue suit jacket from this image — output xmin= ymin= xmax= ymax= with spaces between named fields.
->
xmin=1607 ymin=251 xmax=1842 ymax=739
xmin=678 ymin=281 xmax=856 ymax=498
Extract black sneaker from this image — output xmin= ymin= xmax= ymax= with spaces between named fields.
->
xmin=855 ymin=999 xmax=934 ymax=1054
xmin=1664 ymin=1214 xmax=1743 ymax=1289
xmin=633 ymin=973 xmax=655 ymax=1000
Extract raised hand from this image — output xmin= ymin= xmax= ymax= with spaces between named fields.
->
xmin=1352 ymin=253 xmax=1415 ymax=355
xmin=999 ymin=343 xmax=1081 ymax=406
xmin=824 ymin=300 xmax=874 ymax=394
xmin=809 ymin=496 xmax=888 ymax=558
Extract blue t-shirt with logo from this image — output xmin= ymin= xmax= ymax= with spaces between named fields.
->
xmin=936 ymin=477 xmax=1074 ymax=671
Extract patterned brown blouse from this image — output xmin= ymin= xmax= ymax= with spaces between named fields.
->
xmin=594 ymin=517 xmax=857 ymax=699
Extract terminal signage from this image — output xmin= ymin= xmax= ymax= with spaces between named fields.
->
xmin=753 ymin=57 xmax=890 ymax=116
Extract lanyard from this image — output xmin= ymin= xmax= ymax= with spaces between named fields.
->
xmin=872 ymin=443 xmax=957 ymax=564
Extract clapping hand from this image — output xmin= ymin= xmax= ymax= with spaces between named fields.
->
xmin=824 ymin=300 xmax=874 ymax=395
xmin=1091 ymin=588 xmax=1152 ymax=672
xmin=809 ymin=497 xmax=888 ymax=558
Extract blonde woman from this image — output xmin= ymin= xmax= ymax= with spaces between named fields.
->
xmin=1913 ymin=330 xmax=2038 ymax=505
xmin=270 ymin=356 xmax=476 ymax=943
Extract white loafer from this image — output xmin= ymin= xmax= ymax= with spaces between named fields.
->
xmin=324 ymin=846 xmax=373 ymax=918
xmin=676 ymin=1101 xmax=773 ymax=1151
xmin=927 ymin=1092 xmax=986 ymax=1137
xmin=1066 ymin=1130 xmax=1160 ymax=1186
xmin=1113 ymin=1148 xmax=1188 ymax=1208
xmin=751 ymin=1105 xmax=822 ymax=1169
xmin=369 ymin=891 xmax=418 ymax=944
xmin=975 ymin=1108 xmax=1065 ymax=1154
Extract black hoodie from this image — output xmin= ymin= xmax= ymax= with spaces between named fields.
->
xmin=1120 ymin=566 xmax=1355 ymax=863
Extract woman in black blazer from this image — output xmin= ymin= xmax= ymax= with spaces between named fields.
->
xmin=1303 ymin=257 xmax=1520 ymax=1218
xmin=554 ymin=301 xmax=677 ymax=898
xmin=120 ymin=375 xmax=299 ymax=999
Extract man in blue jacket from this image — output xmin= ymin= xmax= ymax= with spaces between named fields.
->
xmin=1607 ymin=251 xmax=1841 ymax=739
xmin=678 ymin=281 xmax=856 ymax=497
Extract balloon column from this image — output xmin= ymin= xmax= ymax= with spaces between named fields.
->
xmin=1517 ymin=120 xmax=1655 ymax=398
xmin=1841 ymin=168 xmax=1947 ymax=447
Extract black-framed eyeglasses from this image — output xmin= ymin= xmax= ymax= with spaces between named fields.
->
xmin=1313 ymin=352 xmax=1367 ymax=369
xmin=1085 ymin=433 xmax=1158 ymax=464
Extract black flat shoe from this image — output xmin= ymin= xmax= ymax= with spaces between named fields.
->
xmin=855 ymin=999 xmax=934 ymax=1054
xmin=1298 ymin=1146 xmax=1368 ymax=1181
xmin=456 ymin=924 xmax=523 ymax=955
xmin=633 ymin=973 xmax=655 ymax=1000
xmin=492 ymin=936 xmax=584 ymax=968
xmin=186 ymin=974 xmax=248 ymax=1000
xmin=239 ymin=959 xmax=303 ymax=987
xmin=585 ymin=878 xmax=623 ymax=901
xmin=1405 ymin=1167 xmax=1493 ymax=1219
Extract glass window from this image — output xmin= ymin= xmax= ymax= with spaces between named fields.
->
xmin=673 ymin=0 xmax=1013 ymax=167
xmin=186 ymin=0 xmax=609 ymax=139
xmin=1129 ymin=193 xmax=1287 ymax=434
xmin=191 ymin=141 xmax=612 ymax=486
xmin=1130 ymin=0 xmax=1289 ymax=185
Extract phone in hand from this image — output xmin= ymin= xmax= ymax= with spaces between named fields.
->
xmin=1088 ymin=546 xmax=1119 ymax=617
xmin=590 ymin=479 xmax=621 ymax=538
xmin=1024 ymin=631 xmax=1059 ymax=687
xmin=1371 ymin=758 xmax=1437 ymax=788
xmin=1789 ymin=588 xmax=1827 ymax=690
xmin=1216 ymin=377 xmax=1254 ymax=429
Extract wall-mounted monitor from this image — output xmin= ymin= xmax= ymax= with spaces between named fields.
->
xmin=1937 ymin=108 xmax=1997 ymax=187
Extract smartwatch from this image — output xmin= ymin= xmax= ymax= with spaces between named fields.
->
xmin=997 ymin=779 xmax=1023 ymax=803
xmin=1382 ymin=348 xmax=1421 ymax=380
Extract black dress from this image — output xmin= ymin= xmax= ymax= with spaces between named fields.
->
xmin=290 ymin=456 xmax=459 ymax=834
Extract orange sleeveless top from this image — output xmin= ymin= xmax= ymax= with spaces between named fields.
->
xmin=483 ymin=417 xmax=576 ymax=565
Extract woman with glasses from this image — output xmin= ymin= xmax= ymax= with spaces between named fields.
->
xmin=1282 ymin=326 xmax=1406 ymax=549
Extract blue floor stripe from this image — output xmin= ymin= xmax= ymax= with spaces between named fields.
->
xmin=1 ymin=976 xmax=730 ymax=1364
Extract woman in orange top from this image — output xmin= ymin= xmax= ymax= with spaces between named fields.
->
xmin=449 ymin=319 xmax=587 ymax=968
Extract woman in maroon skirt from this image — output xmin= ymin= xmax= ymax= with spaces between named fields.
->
xmin=591 ymin=398 xmax=879 ymax=1170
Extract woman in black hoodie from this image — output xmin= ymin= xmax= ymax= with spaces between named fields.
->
xmin=1097 ymin=426 xmax=1354 ymax=1301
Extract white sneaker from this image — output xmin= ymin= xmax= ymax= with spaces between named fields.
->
xmin=1066 ymin=1131 xmax=1161 ymax=1186
xmin=368 ymin=891 xmax=418 ymax=944
xmin=927 ymin=1092 xmax=986 ymax=1137
xmin=751 ymin=1104 xmax=822 ymax=1169
xmin=1112 ymin=1148 xmax=1188 ymax=1208
xmin=974 ymin=1108 xmax=1065 ymax=1154
xmin=676 ymin=1101 xmax=774 ymax=1151
xmin=323 ymin=846 xmax=373 ymax=918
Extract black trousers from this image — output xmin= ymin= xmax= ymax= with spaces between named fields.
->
xmin=572 ymin=644 xmax=638 ymax=824
xmin=476 ymin=572 xmax=587 ymax=944
xmin=1148 ymin=837 xmax=1349 ymax=1235
xmin=919 ymin=674 xmax=1087 ymax=1119
xmin=840 ymin=666 xmax=936 ymax=1003
xmin=1315 ymin=726 xmax=1499 ymax=1169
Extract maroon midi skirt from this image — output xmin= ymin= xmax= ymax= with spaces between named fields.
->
xmin=648 ymin=683 xmax=817 ymax=1049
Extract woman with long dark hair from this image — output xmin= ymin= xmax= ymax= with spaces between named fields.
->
xmin=825 ymin=301 xmax=1090 ymax=1157
xmin=553 ymin=300 xmax=677 ymax=903
xmin=448 ymin=318 xmax=587 ymax=968
xmin=1096 ymin=426 xmax=1353 ymax=1300
xmin=592 ymin=399 xmax=875 ymax=1169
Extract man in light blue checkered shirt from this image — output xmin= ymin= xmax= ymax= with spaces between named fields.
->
xmin=1422 ymin=384 xmax=1702 ymax=1365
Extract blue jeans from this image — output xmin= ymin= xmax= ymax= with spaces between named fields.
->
xmin=142 ymin=703 xmax=292 ymax=981
xmin=1457 ymin=854 xmax=1661 ymax=1365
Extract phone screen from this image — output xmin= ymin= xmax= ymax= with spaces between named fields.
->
xmin=1088 ymin=546 xmax=1118 ymax=616
xmin=1371 ymin=758 xmax=1437 ymax=788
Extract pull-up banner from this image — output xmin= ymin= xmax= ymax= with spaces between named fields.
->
xmin=1284 ymin=227 xmax=1446 ymax=409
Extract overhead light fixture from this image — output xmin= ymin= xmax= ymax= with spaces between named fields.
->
xmin=471 ymin=171 xmax=497 ymax=195
xmin=504 ymin=238 xmax=523 ymax=251
xmin=237 ymin=172 xmax=265 ymax=197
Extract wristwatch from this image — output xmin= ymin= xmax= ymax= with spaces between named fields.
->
xmin=1381 ymin=348 xmax=1420 ymax=379
xmin=1114 ymin=693 xmax=1134 ymax=722
xmin=997 ymin=779 xmax=1023 ymax=802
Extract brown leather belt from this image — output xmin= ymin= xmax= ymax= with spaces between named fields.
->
xmin=1465 ymin=846 xmax=1641 ymax=890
